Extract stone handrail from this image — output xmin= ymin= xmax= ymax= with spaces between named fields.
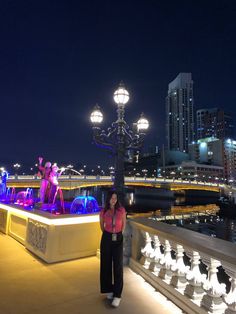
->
xmin=127 ymin=217 xmax=236 ymax=314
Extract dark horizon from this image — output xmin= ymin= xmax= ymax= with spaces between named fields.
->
xmin=1 ymin=1 xmax=236 ymax=171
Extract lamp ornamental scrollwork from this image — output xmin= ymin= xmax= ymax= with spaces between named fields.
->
xmin=90 ymin=82 xmax=149 ymax=201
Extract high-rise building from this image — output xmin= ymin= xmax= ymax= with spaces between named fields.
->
xmin=189 ymin=137 xmax=236 ymax=183
xmin=166 ymin=73 xmax=194 ymax=153
xmin=189 ymin=137 xmax=224 ymax=166
xmin=196 ymin=108 xmax=234 ymax=140
xmin=224 ymin=139 xmax=236 ymax=183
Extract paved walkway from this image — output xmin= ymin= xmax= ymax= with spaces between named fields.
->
xmin=0 ymin=233 xmax=183 ymax=314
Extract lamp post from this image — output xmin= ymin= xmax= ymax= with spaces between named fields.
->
xmin=90 ymin=82 xmax=149 ymax=202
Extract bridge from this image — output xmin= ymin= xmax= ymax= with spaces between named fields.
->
xmin=6 ymin=175 xmax=226 ymax=193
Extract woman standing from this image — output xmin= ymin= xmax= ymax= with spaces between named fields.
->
xmin=99 ymin=190 xmax=126 ymax=308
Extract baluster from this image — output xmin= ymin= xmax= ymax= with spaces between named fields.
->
xmin=201 ymin=257 xmax=227 ymax=313
xmin=222 ymin=263 xmax=236 ymax=314
xmin=149 ymin=234 xmax=163 ymax=276
xmin=140 ymin=231 xmax=153 ymax=269
xmin=171 ymin=243 xmax=189 ymax=292
xmin=185 ymin=250 xmax=206 ymax=302
xmin=159 ymin=239 xmax=174 ymax=284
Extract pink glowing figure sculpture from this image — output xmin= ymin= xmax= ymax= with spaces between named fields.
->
xmin=0 ymin=170 xmax=8 ymax=199
xmin=48 ymin=164 xmax=65 ymax=207
xmin=38 ymin=157 xmax=51 ymax=203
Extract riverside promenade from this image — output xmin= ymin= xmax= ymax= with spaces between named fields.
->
xmin=0 ymin=233 xmax=183 ymax=314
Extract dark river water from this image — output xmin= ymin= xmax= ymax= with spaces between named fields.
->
xmin=126 ymin=194 xmax=236 ymax=244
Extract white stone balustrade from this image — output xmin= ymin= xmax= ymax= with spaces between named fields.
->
xmin=159 ymin=239 xmax=175 ymax=284
xmin=171 ymin=243 xmax=189 ymax=291
xmin=185 ymin=250 xmax=206 ymax=302
xmin=222 ymin=263 xmax=236 ymax=314
xmin=128 ymin=217 xmax=236 ymax=314
xmin=140 ymin=231 xmax=153 ymax=269
xmin=201 ymin=257 xmax=227 ymax=313
xmin=149 ymin=234 xmax=163 ymax=276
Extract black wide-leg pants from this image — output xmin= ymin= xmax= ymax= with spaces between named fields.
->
xmin=100 ymin=231 xmax=123 ymax=298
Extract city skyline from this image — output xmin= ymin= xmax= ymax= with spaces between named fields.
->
xmin=1 ymin=1 xmax=236 ymax=170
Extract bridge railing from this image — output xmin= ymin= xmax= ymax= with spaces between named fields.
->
xmin=7 ymin=175 xmax=110 ymax=180
xmin=7 ymin=175 xmax=223 ymax=188
xmin=127 ymin=217 xmax=236 ymax=314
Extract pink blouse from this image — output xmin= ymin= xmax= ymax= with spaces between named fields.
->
xmin=100 ymin=207 xmax=126 ymax=233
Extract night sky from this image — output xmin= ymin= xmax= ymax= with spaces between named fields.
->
xmin=1 ymin=0 xmax=236 ymax=171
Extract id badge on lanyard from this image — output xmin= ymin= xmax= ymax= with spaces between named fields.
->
xmin=112 ymin=211 xmax=117 ymax=241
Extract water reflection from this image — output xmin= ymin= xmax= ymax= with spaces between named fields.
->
xmin=127 ymin=193 xmax=236 ymax=244
xmin=166 ymin=215 xmax=236 ymax=243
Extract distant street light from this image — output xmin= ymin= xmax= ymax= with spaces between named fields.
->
xmin=79 ymin=169 xmax=85 ymax=175
xmin=142 ymin=169 xmax=148 ymax=178
xmin=90 ymin=82 xmax=149 ymax=201
xmin=109 ymin=166 xmax=115 ymax=177
xmin=13 ymin=163 xmax=21 ymax=175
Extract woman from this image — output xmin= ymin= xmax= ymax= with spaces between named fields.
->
xmin=99 ymin=190 xmax=126 ymax=308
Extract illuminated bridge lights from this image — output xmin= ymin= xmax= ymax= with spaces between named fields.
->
xmin=6 ymin=175 xmax=223 ymax=193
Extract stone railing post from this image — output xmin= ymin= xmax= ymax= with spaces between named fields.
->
xmin=159 ymin=239 xmax=175 ymax=284
xmin=222 ymin=263 xmax=236 ymax=314
xmin=201 ymin=257 xmax=227 ymax=313
xmin=185 ymin=250 xmax=206 ymax=302
xmin=171 ymin=243 xmax=189 ymax=292
xmin=140 ymin=231 xmax=153 ymax=269
xmin=149 ymin=234 xmax=163 ymax=276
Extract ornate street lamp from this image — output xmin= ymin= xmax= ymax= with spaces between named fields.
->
xmin=90 ymin=82 xmax=149 ymax=202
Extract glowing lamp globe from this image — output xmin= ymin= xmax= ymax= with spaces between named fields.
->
xmin=137 ymin=113 xmax=149 ymax=132
xmin=113 ymin=83 xmax=129 ymax=105
xmin=90 ymin=105 xmax=103 ymax=124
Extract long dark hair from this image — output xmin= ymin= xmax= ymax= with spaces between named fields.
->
xmin=104 ymin=190 xmax=121 ymax=212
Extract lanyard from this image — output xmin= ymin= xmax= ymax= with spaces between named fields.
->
xmin=112 ymin=210 xmax=116 ymax=233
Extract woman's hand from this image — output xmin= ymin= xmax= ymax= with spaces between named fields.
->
xmin=99 ymin=212 xmax=104 ymax=232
